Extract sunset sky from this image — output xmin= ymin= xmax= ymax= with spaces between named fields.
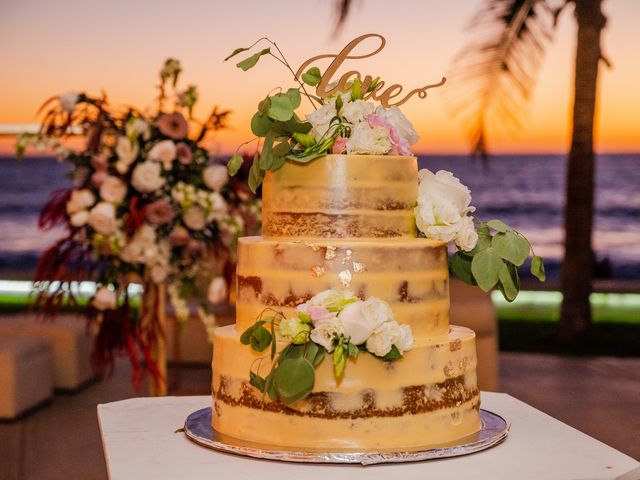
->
xmin=1 ymin=0 xmax=639 ymax=155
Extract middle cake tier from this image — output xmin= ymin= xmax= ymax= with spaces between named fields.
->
xmin=236 ymin=236 xmax=451 ymax=337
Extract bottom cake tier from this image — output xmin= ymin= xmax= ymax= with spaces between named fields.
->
xmin=211 ymin=325 xmax=481 ymax=449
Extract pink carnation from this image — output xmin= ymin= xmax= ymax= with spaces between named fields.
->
xmin=157 ymin=112 xmax=189 ymax=139
xmin=146 ymin=199 xmax=175 ymax=224
xmin=176 ymin=142 xmax=192 ymax=165
xmin=332 ymin=136 xmax=348 ymax=154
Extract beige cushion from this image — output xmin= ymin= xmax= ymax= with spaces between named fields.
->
xmin=449 ymin=279 xmax=499 ymax=391
xmin=0 ymin=335 xmax=53 ymax=419
xmin=0 ymin=315 xmax=94 ymax=390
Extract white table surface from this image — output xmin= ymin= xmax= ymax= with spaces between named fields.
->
xmin=98 ymin=392 xmax=639 ymax=480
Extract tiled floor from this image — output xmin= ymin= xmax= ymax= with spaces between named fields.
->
xmin=0 ymin=353 xmax=638 ymax=480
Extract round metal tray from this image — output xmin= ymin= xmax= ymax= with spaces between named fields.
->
xmin=183 ymin=407 xmax=509 ymax=465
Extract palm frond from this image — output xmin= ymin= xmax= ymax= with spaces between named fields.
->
xmin=446 ymin=0 xmax=567 ymax=159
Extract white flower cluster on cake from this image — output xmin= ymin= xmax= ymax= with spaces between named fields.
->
xmin=306 ymin=98 xmax=419 ymax=156
xmin=283 ymin=289 xmax=414 ymax=359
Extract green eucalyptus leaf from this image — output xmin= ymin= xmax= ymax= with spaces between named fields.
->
xmin=236 ymin=48 xmax=271 ymax=71
xmin=270 ymin=141 xmax=290 ymax=171
xmin=531 ymin=255 xmax=546 ymax=282
xmin=468 ymin=223 xmax=492 ymax=255
xmin=273 ymin=358 xmax=315 ymax=405
xmin=301 ymin=66 xmax=322 ymax=86
xmin=284 ymin=117 xmax=312 ymax=134
xmin=312 ymin=346 xmax=326 ymax=367
xmin=240 ymin=321 xmax=264 ymax=345
xmin=381 ymin=345 xmax=402 ymax=361
xmin=260 ymin=132 xmax=275 ymax=170
xmin=492 ymin=231 xmax=530 ymax=266
xmin=267 ymin=94 xmax=294 ymax=121
xmin=248 ymin=154 xmax=265 ymax=193
xmin=303 ymin=342 xmax=319 ymax=365
xmin=227 ymin=153 xmax=244 ymax=176
xmin=285 ymin=88 xmax=301 ymax=109
xmin=249 ymin=371 xmax=266 ymax=392
xmin=498 ymin=262 xmax=518 ymax=302
xmin=224 ymin=47 xmax=250 ymax=62
xmin=471 ymin=247 xmax=501 ymax=292
xmin=450 ymin=251 xmax=476 ymax=285
xmin=264 ymin=370 xmax=278 ymax=400
xmin=251 ymin=113 xmax=272 ymax=137
xmin=258 ymin=97 xmax=271 ymax=115
xmin=487 ymin=219 xmax=511 ymax=233
xmin=250 ymin=326 xmax=272 ymax=352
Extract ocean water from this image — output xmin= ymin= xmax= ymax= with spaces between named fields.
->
xmin=0 ymin=154 xmax=638 ymax=279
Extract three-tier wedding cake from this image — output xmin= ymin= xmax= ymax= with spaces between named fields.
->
xmin=211 ymin=154 xmax=481 ymax=449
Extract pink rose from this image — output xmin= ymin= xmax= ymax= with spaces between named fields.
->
xmin=146 ymin=199 xmax=176 ymax=224
xmin=157 ymin=112 xmax=189 ymax=139
xmin=91 ymin=152 xmax=109 ymax=171
xmin=91 ymin=170 xmax=107 ymax=187
xmin=332 ymin=136 xmax=348 ymax=154
xmin=367 ymin=113 xmax=412 ymax=156
xmin=176 ymin=142 xmax=193 ymax=165
xmin=169 ymin=226 xmax=190 ymax=246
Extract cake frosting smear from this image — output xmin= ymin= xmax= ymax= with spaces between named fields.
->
xmin=212 ymin=34 xmax=544 ymax=450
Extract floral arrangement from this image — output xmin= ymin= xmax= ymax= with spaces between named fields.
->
xmin=240 ymin=290 xmax=413 ymax=404
xmin=415 ymin=169 xmax=546 ymax=300
xmin=17 ymin=59 xmax=261 ymax=388
xmin=223 ymin=39 xmax=419 ymax=193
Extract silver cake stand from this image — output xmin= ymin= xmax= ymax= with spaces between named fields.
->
xmin=182 ymin=407 xmax=509 ymax=465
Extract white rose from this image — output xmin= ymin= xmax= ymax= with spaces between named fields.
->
xmin=183 ymin=206 xmax=206 ymax=230
xmin=361 ymin=297 xmax=395 ymax=327
xmin=310 ymin=316 xmax=343 ymax=353
xmin=66 ymin=189 xmax=95 ymax=214
xmin=365 ymin=322 xmax=397 ymax=357
xmin=395 ymin=324 xmax=414 ymax=354
xmin=69 ymin=210 xmax=89 ymax=227
xmin=131 ymin=161 xmax=165 ymax=193
xmin=454 ymin=215 xmax=479 ymax=252
xmin=207 ymin=277 xmax=228 ymax=304
xmin=87 ymin=202 xmax=117 ymax=235
xmin=137 ymin=224 xmax=157 ymax=246
xmin=205 ymin=192 xmax=228 ymax=222
xmin=340 ymin=100 xmax=375 ymax=124
xmin=115 ymin=136 xmax=139 ymax=165
xmin=93 ymin=286 xmax=117 ymax=311
xmin=279 ymin=317 xmax=311 ymax=344
xmin=420 ymin=221 xmax=461 ymax=243
xmin=306 ymin=103 xmax=337 ymax=142
xmin=203 ymin=164 xmax=229 ymax=191
xmin=59 ymin=92 xmax=79 ymax=113
xmin=375 ymin=106 xmax=419 ymax=146
xmin=99 ymin=176 xmax=127 ymax=204
xmin=417 ymin=169 xmax=473 ymax=213
xmin=119 ymin=242 xmax=142 ymax=264
xmin=337 ymin=301 xmax=376 ymax=345
xmin=148 ymin=140 xmax=177 ymax=170
xmin=346 ymin=122 xmax=392 ymax=155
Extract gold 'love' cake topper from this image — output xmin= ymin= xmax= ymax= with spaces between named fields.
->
xmin=225 ymin=33 xmax=447 ymax=193
xmin=295 ymin=34 xmax=446 ymax=108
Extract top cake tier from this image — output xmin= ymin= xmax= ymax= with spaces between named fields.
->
xmin=262 ymin=154 xmax=418 ymax=239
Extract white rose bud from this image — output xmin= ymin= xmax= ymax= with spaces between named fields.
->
xmin=183 ymin=206 xmax=206 ymax=230
xmin=92 ymin=286 xmax=117 ymax=311
xmin=148 ymin=140 xmax=177 ymax=170
xmin=279 ymin=317 xmax=311 ymax=344
xmin=69 ymin=210 xmax=89 ymax=227
xmin=131 ymin=161 xmax=165 ymax=193
xmin=66 ymin=189 xmax=95 ymax=215
xmin=207 ymin=277 xmax=228 ymax=304
xmin=59 ymin=92 xmax=79 ymax=113
xmin=87 ymin=202 xmax=117 ymax=235
xmin=309 ymin=316 xmax=343 ymax=353
xmin=203 ymin=164 xmax=229 ymax=191
xmin=99 ymin=176 xmax=127 ymax=204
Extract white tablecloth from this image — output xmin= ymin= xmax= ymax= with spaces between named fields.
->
xmin=98 ymin=392 xmax=639 ymax=480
